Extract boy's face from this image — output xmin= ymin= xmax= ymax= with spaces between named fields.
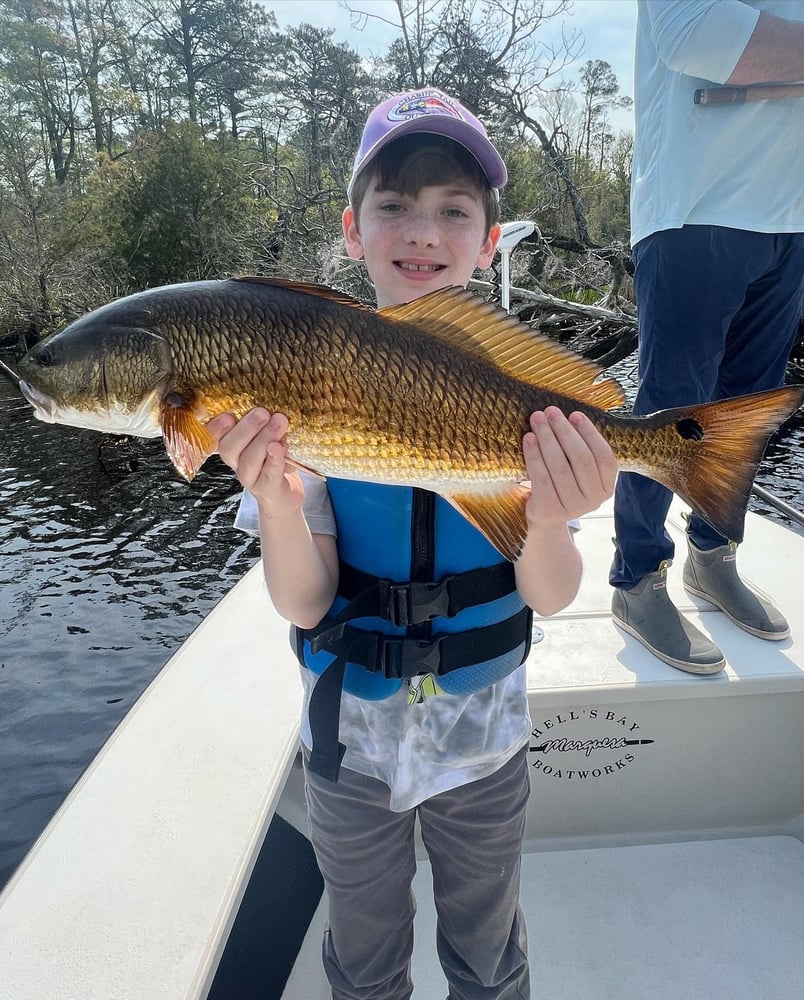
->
xmin=342 ymin=180 xmax=500 ymax=309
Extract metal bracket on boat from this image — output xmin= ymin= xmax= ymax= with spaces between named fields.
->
xmin=751 ymin=484 xmax=804 ymax=531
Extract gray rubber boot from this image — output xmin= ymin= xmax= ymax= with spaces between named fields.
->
xmin=612 ymin=560 xmax=725 ymax=675
xmin=683 ymin=538 xmax=789 ymax=640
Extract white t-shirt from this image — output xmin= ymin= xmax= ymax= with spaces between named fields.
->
xmin=631 ymin=0 xmax=804 ymax=246
xmin=235 ymin=481 xmax=532 ymax=811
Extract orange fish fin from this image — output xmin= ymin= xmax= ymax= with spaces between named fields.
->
xmin=649 ymin=385 xmax=804 ymax=543
xmin=229 ymin=276 xmax=370 ymax=310
xmin=381 ymin=287 xmax=625 ymax=411
xmin=446 ymin=484 xmax=532 ymax=562
xmin=160 ymin=395 xmax=217 ymax=481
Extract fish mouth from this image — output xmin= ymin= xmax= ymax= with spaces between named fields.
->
xmin=19 ymin=378 xmax=164 ymax=437
xmin=19 ymin=381 xmax=59 ymax=422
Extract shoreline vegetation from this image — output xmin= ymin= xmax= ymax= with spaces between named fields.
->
xmin=1 ymin=2 xmax=800 ymax=369
xmin=1 ymin=3 xmax=639 ymax=358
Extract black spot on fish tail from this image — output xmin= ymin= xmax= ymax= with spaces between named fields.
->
xmin=676 ymin=417 xmax=704 ymax=441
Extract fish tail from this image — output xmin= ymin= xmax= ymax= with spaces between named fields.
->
xmin=654 ymin=385 xmax=804 ymax=542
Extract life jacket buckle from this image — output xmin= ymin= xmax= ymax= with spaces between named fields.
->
xmin=381 ymin=579 xmax=452 ymax=627
xmin=380 ymin=636 xmax=442 ymax=678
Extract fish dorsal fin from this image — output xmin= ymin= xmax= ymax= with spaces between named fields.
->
xmin=380 ymin=287 xmax=625 ymax=411
xmin=230 ymin=276 xmax=371 ymax=311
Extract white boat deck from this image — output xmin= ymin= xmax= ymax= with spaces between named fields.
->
xmin=1 ymin=496 xmax=803 ymax=999
xmin=408 ymin=835 xmax=804 ymax=999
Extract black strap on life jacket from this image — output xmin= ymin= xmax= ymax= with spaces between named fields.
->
xmin=300 ymin=492 xmax=532 ymax=782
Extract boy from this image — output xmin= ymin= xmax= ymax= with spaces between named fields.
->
xmin=211 ymin=89 xmax=617 ymax=1000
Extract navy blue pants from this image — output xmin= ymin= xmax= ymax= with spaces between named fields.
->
xmin=611 ymin=225 xmax=804 ymax=589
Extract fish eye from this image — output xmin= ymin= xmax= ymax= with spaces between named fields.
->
xmin=37 ymin=346 xmax=56 ymax=367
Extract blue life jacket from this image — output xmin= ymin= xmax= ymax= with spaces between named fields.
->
xmin=294 ymin=479 xmax=533 ymax=781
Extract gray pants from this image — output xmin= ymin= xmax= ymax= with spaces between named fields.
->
xmin=303 ymin=747 xmax=531 ymax=1000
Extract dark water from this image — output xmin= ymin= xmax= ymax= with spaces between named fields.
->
xmin=0 ymin=374 xmax=259 ymax=887
xmin=1 ymin=362 xmax=803 ymax=893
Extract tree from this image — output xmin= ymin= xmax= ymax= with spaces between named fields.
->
xmin=64 ymin=0 xmax=111 ymax=153
xmin=101 ymin=121 xmax=260 ymax=285
xmin=135 ymin=0 xmax=276 ymax=126
xmin=266 ymin=24 xmax=372 ymax=209
xmin=0 ymin=0 xmax=81 ymax=183
xmin=576 ymin=59 xmax=632 ymax=170
xmin=200 ymin=10 xmax=280 ymax=139
xmin=355 ymin=0 xmax=580 ymax=110
xmin=0 ymin=112 xmax=120 ymax=337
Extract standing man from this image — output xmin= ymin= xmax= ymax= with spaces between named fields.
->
xmin=611 ymin=0 xmax=804 ymax=674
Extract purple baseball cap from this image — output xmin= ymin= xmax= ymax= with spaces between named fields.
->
xmin=347 ymin=88 xmax=507 ymax=201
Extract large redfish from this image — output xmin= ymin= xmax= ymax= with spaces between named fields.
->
xmin=12 ymin=277 xmax=804 ymax=560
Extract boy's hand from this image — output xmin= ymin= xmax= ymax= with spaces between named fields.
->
xmin=523 ymin=407 xmax=617 ymax=527
xmin=207 ymin=408 xmax=305 ymax=517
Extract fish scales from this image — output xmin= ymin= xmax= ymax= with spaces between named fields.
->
xmin=162 ymin=285 xmax=530 ymax=483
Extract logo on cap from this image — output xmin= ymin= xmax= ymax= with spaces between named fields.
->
xmin=388 ymin=90 xmax=464 ymax=123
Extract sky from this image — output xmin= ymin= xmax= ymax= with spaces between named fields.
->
xmin=261 ymin=0 xmax=639 ymax=133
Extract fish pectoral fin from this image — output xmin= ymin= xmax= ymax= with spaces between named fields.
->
xmin=160 ymin=396 xmax=217 ymax=481
xmin=446 ymin=485 xmax=532 ymax=562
